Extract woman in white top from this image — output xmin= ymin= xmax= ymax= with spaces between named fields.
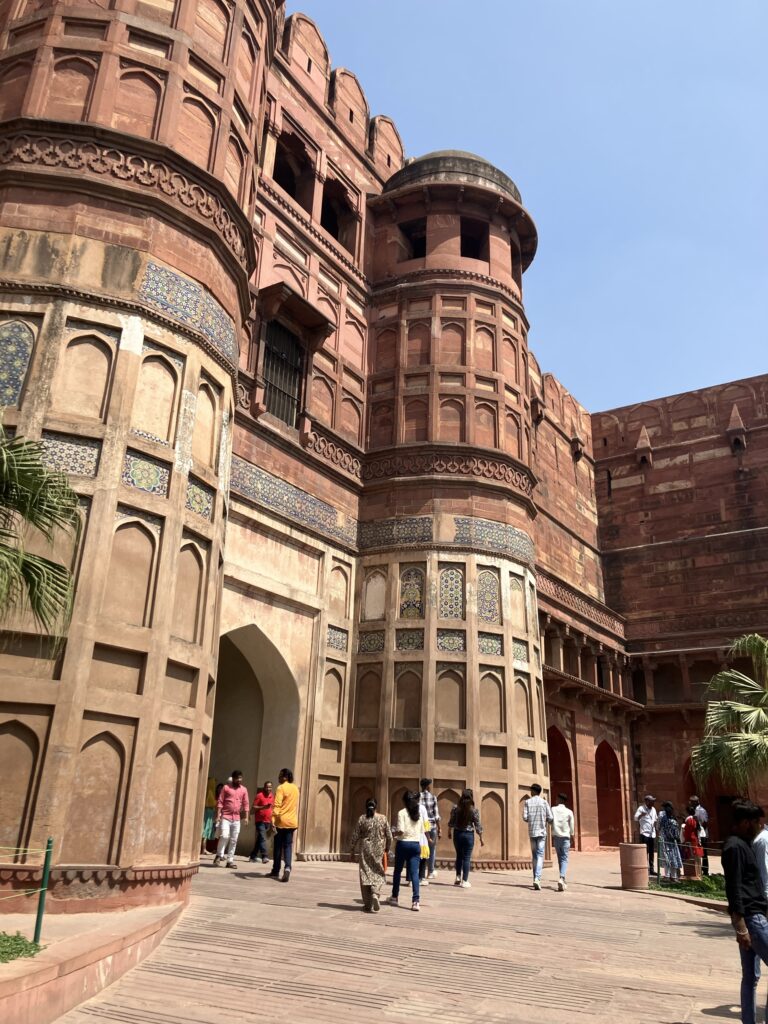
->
xmin=389 ymin=790 xmax=428 ymax=911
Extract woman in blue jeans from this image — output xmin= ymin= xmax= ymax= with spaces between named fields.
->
xmin=389 ymin=790 xmax=428 ymax=911
xmin=449 ymin=789 xmax=484 ymax=888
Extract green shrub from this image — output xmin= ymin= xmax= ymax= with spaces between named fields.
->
xmin=0 ymin=932 xmax=41 ymax=963
xmin=650 ymin=873 xmax=726 ymax=900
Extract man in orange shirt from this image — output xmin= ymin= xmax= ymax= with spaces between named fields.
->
xmin=269 ymin=768 xmax=299 ymax=883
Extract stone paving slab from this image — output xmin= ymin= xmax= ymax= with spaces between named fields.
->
xmin=57 ymin=853 xmax=744 ymax=1024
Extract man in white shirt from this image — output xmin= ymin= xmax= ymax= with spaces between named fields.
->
xmin=634 ymin=794 xmax=658 ymax=876
xmin=523 ymin=783 xmax=553 ymax=891
xmin=551 ymin=793 xmax=575 ymax=892
xmin=752 ymin=821 xmax=768 ymax=900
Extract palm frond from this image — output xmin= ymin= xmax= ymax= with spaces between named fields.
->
xmin=0 ymin=428 xmax=80 ymax=542
xmin=728 ymin=634 xmax=768 ymax=688
xmin=0 ymin=541 xmax=73 ymax=635
xmin=706 ymin=669 xmax=768 ymax=703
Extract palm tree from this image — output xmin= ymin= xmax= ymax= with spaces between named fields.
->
xmin=0 ymin=424 xmax=81 ymax=636
xmin=691 ymin=634 xmax=768 ymax=793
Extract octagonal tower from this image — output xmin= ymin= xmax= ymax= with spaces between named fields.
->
xmin=348 ymin=152 xmax=546 ymax=865
xmin=0 ymin=0 xmax=281 ymax=908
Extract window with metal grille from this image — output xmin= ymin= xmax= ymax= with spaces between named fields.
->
xmin=263 ymin=320 xmax=303 ymax=427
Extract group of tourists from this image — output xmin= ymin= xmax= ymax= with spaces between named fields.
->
xmin=634 ymin=792 xmax=709 ymax=881
xmin=205 ymin=768 xmax=299 ymax=882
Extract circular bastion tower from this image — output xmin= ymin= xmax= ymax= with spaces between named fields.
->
xmin=350 ymin=151 xmax=545 ymax=865
xmin=0 ymin=0 xmax=281 ymax=908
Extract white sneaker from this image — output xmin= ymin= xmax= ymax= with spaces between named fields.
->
xmin=428 ymin=871 xmax=437 ymax=879
xmin=454 ymin=875 xmax=462 ymax=886
xmin=460 ymin=880 xmax=471 ymax=888
xmin=533 ymin=879 xmax=541 ymax=891
xmin=421 ymin=878 xmax=429 ymax=886
xmin=557 ymin=879 xmax=564 ymax=892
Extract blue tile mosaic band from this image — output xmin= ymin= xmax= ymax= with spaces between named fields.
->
xmin=437 ymin=628 xmax=466 ymax=653
xmin=396 ymin=628 xmax=424 ymax=651
xmin=230 ymin=456 xmax=358 ymax=547
xmin=399 ymin=567 xmax=425 ymax=619
xmin=439 ymin=567 xmax=465 ymax=620
xmin=513 ymin=640 xmax=529 ymax=662
xmin=453 ymin=517 xmax=535 ymax=563
xmin=41 ymin=432 xmax=101 ymax=477
xmin=359 ymin=517 xmax=433 ymax=550
xmin=139 ymin=262 xmax=237 ymax=368
xmin=0 ymin=320 xmax=34 ymax=407
xmin=477 ymin=569 xmax=502 ymax=624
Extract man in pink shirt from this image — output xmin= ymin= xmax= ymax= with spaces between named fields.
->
xmin=214 ymin=770 xmax=249 ymax=867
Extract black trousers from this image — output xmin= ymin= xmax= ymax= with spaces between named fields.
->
xmin=640 ymin=834 xmax=655 ymax=873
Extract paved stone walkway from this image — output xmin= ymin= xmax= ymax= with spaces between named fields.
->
xmin=58 ymin=853 xmax=744 ymax=1024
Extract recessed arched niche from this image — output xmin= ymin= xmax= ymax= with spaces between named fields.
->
xmin=192 ymin=380 xmax=218 ymax=466
xmin=362 ymin=569 xmax=386 ymax=621
xmin=132 ymin=354 xmax=177 ymax=444
xmin=55 ymin=335 xmax=113 ymax=421
xmin=479 ymin=672 xmax=504 ymax=732
xmin=515 ymin=678 xmax=533 ymax=736
xmin=322 ymin=667 xmax=343 ymax=727
xmin=172 ymin=541 xmax=206 ymax=643
xmin=436 ymin=668 xmax=465 ymax=729
xmin=104 ymin=518 xmax=157 ymax=627
xmin=143 ymin=741 xmax=183 ymax=863
xmin=354 ymin=669 xmax=381 ymax=728
xmin=60 ymin=732 xmax=124 ymax=864
xmin=393 ymin=668 xmax=421 ymax=728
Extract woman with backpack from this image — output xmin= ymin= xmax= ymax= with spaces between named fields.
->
xmin=350 ymin=797 xmax=392 ymax=913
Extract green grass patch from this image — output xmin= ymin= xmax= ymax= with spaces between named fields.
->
xmin=0 ymin=931 xmax=41 ymax=963
xmin=650 ymin=873 xmax=727 ymax=901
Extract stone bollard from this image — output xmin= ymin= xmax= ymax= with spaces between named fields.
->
xmin=619 ymin=843 xmax=649 ymax=889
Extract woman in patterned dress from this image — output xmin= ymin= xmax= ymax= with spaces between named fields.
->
xmin=658 ymin=801 xmax=683 ymax=881
xmin=350 ymin=797 xmax=392 ymax=913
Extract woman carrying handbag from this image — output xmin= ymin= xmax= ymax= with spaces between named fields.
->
xmin=389 ymin=790 xmax=429 ymax=911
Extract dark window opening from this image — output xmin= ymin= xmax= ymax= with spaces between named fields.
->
xmin=606 ymin=469 xmax=612 ymax=496
xmin=272 ymin=130 xmax=314 ymax=214
xmin=460 ymin=217 xmax=489 ymax=261
xmin=639 ymin=453 xmax=650 ymax=467
xmin=602 ymin=437 xmax=608 ymax=447
xmin=320 ymin=178 xmax=357 ymax=254
xmin=397 ymin=217 xmax=427 ymax=261
xmin=386 ymin=153 xmax=391 ymax=167
xmin=349 ymin=108 xmax=354 ymax=123
xmin=596 ymin=660 xmax=606 ymax=688
xmin=732 ymin=436 xmax=744 ymax=451
xmin=263 ymin=320 xmax=303 ymax=427
xmin=306 ymin=57 xmax=312 ymax=73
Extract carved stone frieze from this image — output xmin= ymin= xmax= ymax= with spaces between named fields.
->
xmin=537 ymin=569 xmax=625 ymax=638
xmin=305 ymin=426 xmax=363 ymax=478
xmin=363 ymin=448 xmax=535 ymax=498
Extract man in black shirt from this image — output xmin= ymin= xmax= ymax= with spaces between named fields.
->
xmin=722 ymin=800 xmax=768 ymax=1024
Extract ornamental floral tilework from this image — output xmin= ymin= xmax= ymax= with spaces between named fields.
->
xmin=453 ymin=516 xmax=535 ymax=564
xmin=0 ymin=320 xmax=34 ymax=407
xmin=122 ymin=450 xmax=170 ymax=496
xmin=477 ymin=570 xmax=501 ymax=624
xmin=478 ymin=632 xmax=503 ymax=656
xmin=186 ymin=477 xmax=214 ymax=520
xmin=399 ymin=567 xmax=425 ymax=619
xmin=359 ymin=517 xmax=433 ymax=550
xmin=139 ymin=262 xmax=238 ymax=369
xmin=396 ymin=629 xmax=424 ymax=651
xmin=327 ymin=626 xmax=348 ymax=652
xmin=437 ymin=628 xmax=466 ymax=653
xmin=438 ymin=567 xmax=464 ymax=619
xmin=41 ymin=432 xmax=101 ymax=477
xmin=513 ymin=640 xmax=529 ymax=662
xmin=358 ymin=631 xmax=385 ymax=653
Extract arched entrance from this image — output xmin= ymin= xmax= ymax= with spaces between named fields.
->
xmin=209 ymin=624 xmax=300 ymax=855
xmin=547 ymin=726 xmax=574 ymax=813
xmin=595 ymin=740 xmax=623 ymax=846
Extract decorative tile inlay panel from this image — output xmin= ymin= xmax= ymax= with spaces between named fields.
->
xmin=186 ymin=477 xmax=214 ymax=520
xmin=359 ymin=516 xmax=433 ymax=550
xmin=122 ymin=450 xmax=170 ymax=496
xmin=131 ymin=428 xmax=170 ymax=447
xmin=437 ymin=628 xmax=466 ymax=652
xmin=175 ymin=389 xmax=196 ymax=474
xmin=439 ymin=567 xmax=465 ymax=619
xmin=513 ymin=640 xmax=529 ymax=662
xmin=358 ymin=630 xmax=385 ymax=653
xmin=115 ymin=504 xmax=163 ymax=535
xmin=396 ymin=628 xmax=424 ymax=651
xmin=41 ymin=432 xmax=101 ymax=477
xmin=231 ymin=456 xmax=357 ymax=547
xmin=477 ymin=570 xmax=501 ymax=624
xmin=478 ymin=632 xmax=503 ymax=656
xmin=453 ymin=517 xmax=535 ymax=563
xmin=327 ymin=626 xmax=348 ymax=652
xmin=0 ymin=320 xmax=34 ymax=406
xmin=399 ymin=567 xmax=425 ymax=619
xmin=140 ymin=262 xmax=238 ymax=368
xmin=218 ymin=409 xmax=230 ymax=495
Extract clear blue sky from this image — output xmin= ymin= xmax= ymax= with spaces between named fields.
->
xmin=289 ymin=1 xmax=767 ymax=411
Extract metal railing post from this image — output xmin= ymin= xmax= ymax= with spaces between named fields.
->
xmin=33 ymin=837 xmax=53 ymax=945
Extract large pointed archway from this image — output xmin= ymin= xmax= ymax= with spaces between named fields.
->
xmin=209 ymin=624 xmax=301 ymax=854
xmin=595 ymin=740 xmax=624 ymax=846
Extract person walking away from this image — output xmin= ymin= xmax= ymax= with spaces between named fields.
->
xmin=634 ymin=794 xmax=658 ymax=876
xmin=523 ymin=783 xmax=553 ymax=890
xmin=419 ymin=778 xmax=441 ymax=884
xmin=448 ymin=788 xmax=483 ymax=888
xmin=752 ymin=816 xmax=768 ymax=903
xmin=390 ymin=790 xmax=426 ymax=911
xmin=214 ymin=770 xmax=249 ymax=867
xmin=201 ymin=776 xmax=217 ymax=855
xmin=551 ymin=793 xmax=575 ymax=891
xmin=249 ymin=780 xmax=274 ymax=864
xmin=722 ymin=800 xmax=768 ymax=1024
xmin=682 ymin=804 xmax=704 ymax=879
xmin=691 ymin=795 xmax=710 ymax=877
xmin=270 ymin=768 xmax=299 ymax=882
xmin=350 ymin=797 xmax=392 ymax=912
xmin=658 ymin=801 xmax=683 ymax=882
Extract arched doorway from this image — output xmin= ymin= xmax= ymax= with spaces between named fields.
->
xmin=595 ymin=740 xmax=623 ymax=846
xmin=209 ymin=624 xmax=300 ymax=855
xmin=547 ymin=726 xmax=574 ymax=813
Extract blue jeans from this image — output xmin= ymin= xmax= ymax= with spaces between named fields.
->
xmin=393 ymin=841 xmax=421 ymax=902
xmin=272 ymin=827 xmax=295 ymax=874
xmin=553 ymin=836 xmax=570 ymax=878
xmin=740 ymin=914 xmax=768 ymax=1024
xmin=530 ymin=836 xmax=545 ymax=881
xmin=454 ymin=830 xmax=475 ymax=881
xmin=249 ymin=822 xmax=269 ymax=860
xmin=419 ymin=828 xmax=437 ymax=879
